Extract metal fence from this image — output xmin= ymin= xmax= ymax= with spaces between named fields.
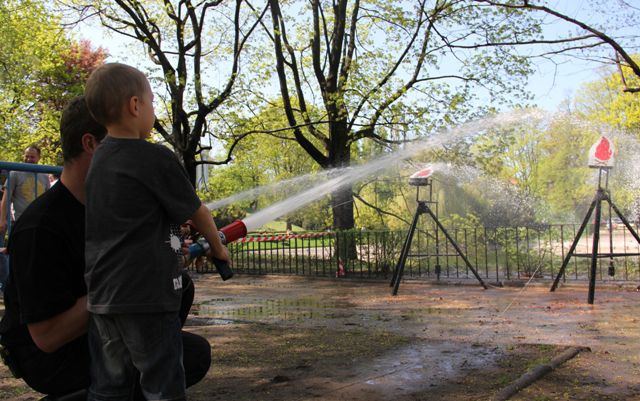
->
xmin=189 ymin=224 xmax=640 ymax=283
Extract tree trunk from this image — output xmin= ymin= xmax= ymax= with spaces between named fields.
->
xmin=331 ymin=187 xmax=355 ymax=230
xmin=328 ymin=130 xmax=357 ymax=262
xmin=327 ymin=117 xmax=354 ymax=230
xmin=332 ymin=186 xmax=358 ymax=263
xmin=180 ymin=149 xmax=198 ymax=188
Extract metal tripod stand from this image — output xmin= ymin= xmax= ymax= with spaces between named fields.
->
xmin=390 ymin=177 xmax=487 ymax=295
xmin=550 ymin=167 xmax=640 ymax=304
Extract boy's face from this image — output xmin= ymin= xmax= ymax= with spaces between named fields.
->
xmin=139 ymin=80 xmax=155 ymax=139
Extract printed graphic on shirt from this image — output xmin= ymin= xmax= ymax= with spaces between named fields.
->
xmin=173 ymin=274 xmax=183 ymax=290
xmin=167 ymin=224 xmax=183 ymax=255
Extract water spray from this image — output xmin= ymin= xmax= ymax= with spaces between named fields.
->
xmin=188 ymin=220 xmax=248 ymax=280
xmin=206 ymin=109 xmax=550 ymax=235
xmin=194 ymin=110 xmax=550 ymax=281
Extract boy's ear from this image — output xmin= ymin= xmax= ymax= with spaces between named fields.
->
xmin=128 ymin=95 xmax=140 ymax=117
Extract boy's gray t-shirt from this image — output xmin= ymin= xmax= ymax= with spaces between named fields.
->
xmin=85 ymin=136 xmax=201 ymax=314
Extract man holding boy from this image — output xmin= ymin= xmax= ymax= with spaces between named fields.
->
xmin=84 ymin=63 xmax=230 ymax=400
xmin=0 ymin=97 xmax=212 ymax=398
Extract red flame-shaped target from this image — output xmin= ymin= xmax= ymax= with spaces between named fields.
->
xmin=588 ymin=136 xmax=615 ymax=168
xmin=412 ymin=168 xmax=433 ymax=178
xmin=408 ymin=166 xmax=434 ymax=186
xmin=594 ymin=137 xmax=612 ymax=162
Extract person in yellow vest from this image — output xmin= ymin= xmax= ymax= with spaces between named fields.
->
xmin=0 ymin=145 xmax=50 ymax=234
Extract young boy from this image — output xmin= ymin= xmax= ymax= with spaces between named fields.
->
xmin=83 ymin=63 xmax=230 ymax=401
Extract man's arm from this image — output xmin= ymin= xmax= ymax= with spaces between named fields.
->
xmin=27 ymin=296 xmax=88 ymax=353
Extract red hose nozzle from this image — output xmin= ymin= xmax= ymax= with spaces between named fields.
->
xmin=218 ymin=220 xmax=247 ymax=245
xmin=188 ymin=219 xmax=246 ymax=281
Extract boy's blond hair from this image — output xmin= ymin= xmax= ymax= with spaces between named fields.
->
xmin=84 ymin=63 xmax=149 ymax=126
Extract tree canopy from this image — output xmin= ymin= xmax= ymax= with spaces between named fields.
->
xmin=0 ymin=0 xmax=105 ymax=163
xmin=4 ymin=0 xmax=640 ymax=230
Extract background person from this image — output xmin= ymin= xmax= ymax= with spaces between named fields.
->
xmin=0 ymin=146 xmax=49 ymax=291
xmin=48 ymin=172 xmax=60 ymax=186
xmin=0 ymin=145 xmax=50 ymax=234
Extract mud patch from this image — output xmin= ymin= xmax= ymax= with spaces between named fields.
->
xmin=184 ymin=324 xmax=565 ymax=401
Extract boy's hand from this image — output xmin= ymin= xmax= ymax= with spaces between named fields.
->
xmin=190 ymin=203 xmax=233 ymax=279
xmin=207 ymin=245 xmax=231 ymax=266
xmin=206 ymin=243 xmax=233 ymax=281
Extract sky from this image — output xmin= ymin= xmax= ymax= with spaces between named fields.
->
xmin=525 ymin=58 xmax=604 ymax=109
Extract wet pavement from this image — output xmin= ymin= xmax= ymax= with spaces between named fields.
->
xmin=185 ymin=274 xmax=640 ymax=400
xmin=189 ymin=275 xmax=639 ymax=349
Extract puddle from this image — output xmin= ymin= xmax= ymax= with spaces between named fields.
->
xmin=185 ymin=317 xmax=238 ymax=326
xmin=191 ymin=297 xmax=352 ymax=323
xmin=191 ymin=293 xmax=484 ymax=328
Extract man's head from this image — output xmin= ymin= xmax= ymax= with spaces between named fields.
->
xmin=84 ymin=63 xmax=154 ymax=136
xmin=23 ymin=145 xmax=41 ymax=164
xmin=60 ymin=96 xmax=107 ymax=162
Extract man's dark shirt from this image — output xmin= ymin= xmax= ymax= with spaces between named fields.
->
xmin=0 ymin=182 xmax=86 ymax=347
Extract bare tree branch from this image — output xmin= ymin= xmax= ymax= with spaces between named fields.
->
xmin=474 ymin=0 xmax=640 ymax=88
xmin=353 ymin=193 xmax=412 ymax=228
xmin=268 ymin=0 xmax=329 ymax=166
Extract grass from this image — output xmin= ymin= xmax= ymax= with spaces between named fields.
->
xmin=250 ymin=220 xmax=305 ymax=232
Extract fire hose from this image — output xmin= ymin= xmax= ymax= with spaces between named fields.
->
xmin=187 ymin=220 xmax=247 ymax=281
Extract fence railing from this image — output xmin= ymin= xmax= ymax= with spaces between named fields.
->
xmin=188 ymin=224 xmax=640 ymax=283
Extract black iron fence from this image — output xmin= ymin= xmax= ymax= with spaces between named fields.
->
xmin=188 ymin=224 xmax=640 ymax=283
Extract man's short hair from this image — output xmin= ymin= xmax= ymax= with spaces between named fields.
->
xmin=26 ymin=144 xmax=41 ymax=156
xmin=84 ymin=63 xmax=148 ymax=126
xmin=60 ymin=96 xmax=107 ymax=162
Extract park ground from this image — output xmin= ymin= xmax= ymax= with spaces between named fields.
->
xmin=1 ymin=275 xmax=639 ymax=400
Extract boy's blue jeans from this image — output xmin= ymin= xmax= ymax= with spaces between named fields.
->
xmin=87 ymin=312 xmax=186 ymax=401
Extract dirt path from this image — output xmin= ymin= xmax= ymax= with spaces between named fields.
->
xmin=1 ymin=275 xmax=639 ymax=400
